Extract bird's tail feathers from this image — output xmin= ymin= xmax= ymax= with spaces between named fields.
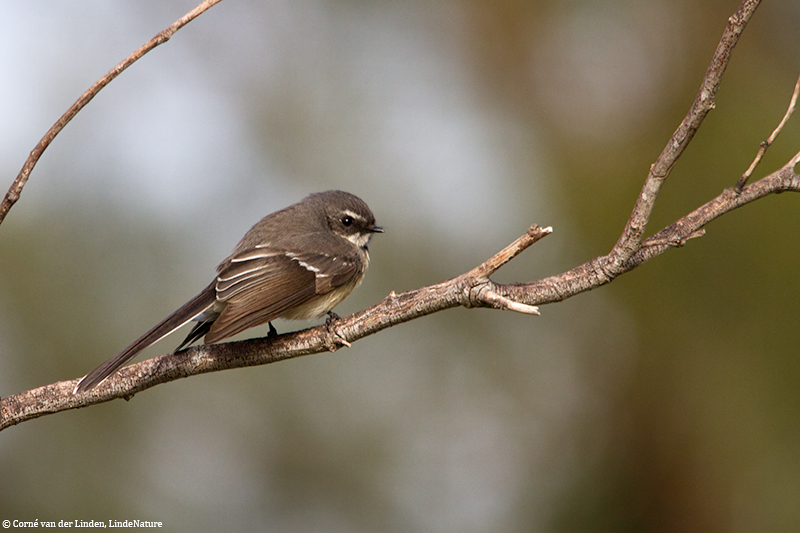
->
xmin=74 ymin=282 xmax=217 ymax=393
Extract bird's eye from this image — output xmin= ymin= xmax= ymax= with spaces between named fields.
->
xmin=341 ymin=216 xmax=354 ymax=227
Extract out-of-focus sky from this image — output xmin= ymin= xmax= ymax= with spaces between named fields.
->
xmin=1 ymin=1 xmax=799 ymax=531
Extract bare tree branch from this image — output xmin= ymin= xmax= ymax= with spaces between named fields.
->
xmin=2 ymin=0 xmax=798 ymax=431
xmin=0 ymin=0 xmax=223 ymax=226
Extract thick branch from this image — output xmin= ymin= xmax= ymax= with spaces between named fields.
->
xmin=0 ymin=0 xmax=222 ymax=226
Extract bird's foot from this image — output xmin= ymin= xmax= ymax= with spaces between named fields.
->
xmin=324 ymin=311 xmax=351 ymax=349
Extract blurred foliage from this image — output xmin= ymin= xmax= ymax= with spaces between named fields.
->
xmin=1 ymin=0 xmax=799 ymax=531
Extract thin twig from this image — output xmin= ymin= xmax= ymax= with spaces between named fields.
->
xmin=0 ymin=0 xmax=223 ymax=226
xmin=790 ymin=149 xmax=800 ymax=169
xmin=468 ymin=224 xmax=552 ymax=279
xmin=737 ymin=73 xmax=800 ymax=190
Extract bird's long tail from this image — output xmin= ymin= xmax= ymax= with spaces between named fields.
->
xmin=74 ymin=282 xmax=217 ymax=393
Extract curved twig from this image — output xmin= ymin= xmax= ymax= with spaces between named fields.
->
xmin=737 ymin=73 xmax=800 ymax=190
xmin=0 ymin=0 xmax=223 ymax=226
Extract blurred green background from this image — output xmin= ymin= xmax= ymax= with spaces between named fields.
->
xmin=1 ymin=0 xmax=799 ymax=531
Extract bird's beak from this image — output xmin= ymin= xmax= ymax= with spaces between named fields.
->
xmin=369 ymin=225 xmax=384 ymax=233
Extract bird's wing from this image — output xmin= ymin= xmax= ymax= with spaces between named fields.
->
xmin=205 ymin=247 xmax=358 ymax=343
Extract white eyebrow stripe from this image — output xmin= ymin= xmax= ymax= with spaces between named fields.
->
xmin=343 ymin=209 xmax=366 ymax=221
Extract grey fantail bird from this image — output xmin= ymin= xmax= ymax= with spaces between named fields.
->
xmin=75 ymin=190 xmax=382 ymax=392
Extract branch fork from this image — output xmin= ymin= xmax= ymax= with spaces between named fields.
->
xmin=458 ymin=224 xmax=553 ymax=314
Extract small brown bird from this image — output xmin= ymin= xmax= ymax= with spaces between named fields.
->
xmin=75 ymin=190 xmax=382 ymax=392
